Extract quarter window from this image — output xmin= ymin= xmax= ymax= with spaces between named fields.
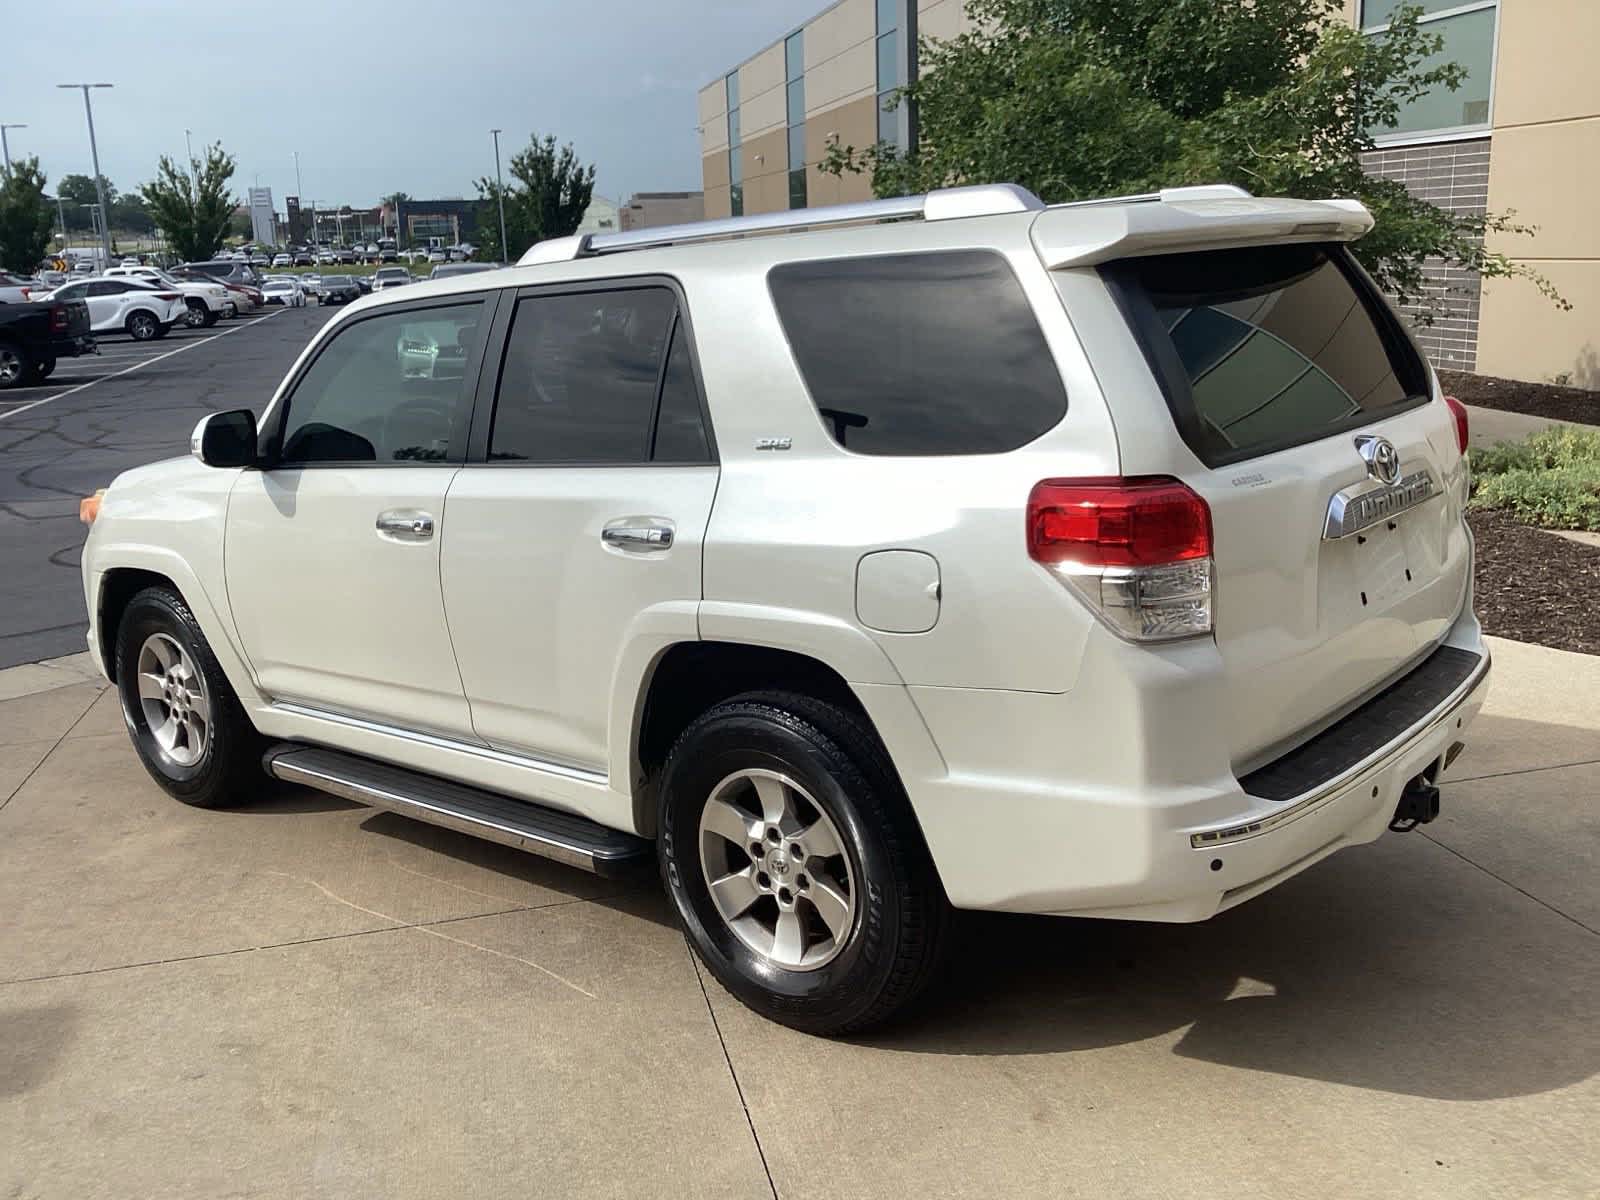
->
xmin=278 ymin=301 xmax=484 ymax=464
xmin=769 ymin=251 xmax=1068 ymax=456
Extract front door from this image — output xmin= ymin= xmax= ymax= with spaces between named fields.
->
xmin=441 ymin=282 xmax=718 ymax=774
xmin=225 ymin=295 xmax=495 ymax=738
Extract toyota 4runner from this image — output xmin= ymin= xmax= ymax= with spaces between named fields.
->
xmin=79 ymin=183 xmax=1489 ymax=1033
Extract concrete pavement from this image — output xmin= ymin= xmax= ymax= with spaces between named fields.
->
xmin=1 ymin=640 xmax=1596 ymax=1198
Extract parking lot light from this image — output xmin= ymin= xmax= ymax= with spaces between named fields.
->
xmin=57 ymin=84 xmax=115 ymax=269
xmin=491 ymin=129 xmax=508 ymax=262
xmin=1 ymin=123 xmax=28 ymax=174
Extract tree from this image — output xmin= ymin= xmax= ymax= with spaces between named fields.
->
xmin=0 ymin=157 xmax=57 ymax=272
xmin=56 ymin=172 xmax=119 ymax=231
xmin=822 ymin=0 xmax=1566 ymax=317
xmin=140 ymin=142 xmax=237 ymax=263
xmin=474 ymin=134 xmax=595 ymax=261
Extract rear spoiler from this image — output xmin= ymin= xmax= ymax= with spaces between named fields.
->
xmin=1030 ymin=187 xmax=1373 ymax=269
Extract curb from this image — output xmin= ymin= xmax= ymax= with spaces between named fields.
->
xmin=0 ymin=652 xmax=109 ymax=703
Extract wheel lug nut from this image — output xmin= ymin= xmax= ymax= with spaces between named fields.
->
xmin=765 ymin=829 xmax=781 ymax=845
xmin=789 ymin=843 xmax=803 ymax=861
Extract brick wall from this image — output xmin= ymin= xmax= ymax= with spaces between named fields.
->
xmin=1361 ymin=137 xmax=1491 ymax=371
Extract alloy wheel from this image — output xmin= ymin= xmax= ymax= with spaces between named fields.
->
xmin=0 ymin=346 xmax=22 ymax=385
xmin=698 ymin=768 xmax=857 ymax=971
xmin=135 ymin=632 xmax=211 ymax=768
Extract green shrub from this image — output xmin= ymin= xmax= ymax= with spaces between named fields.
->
xmin=1468 ymin=427 xmax=1600 ymax=530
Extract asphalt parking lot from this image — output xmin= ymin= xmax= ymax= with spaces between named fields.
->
xmin=2 ymin=635 xmax=1596 ymax=1198
xmin=0 ymin=306 xmax=325 ymax=669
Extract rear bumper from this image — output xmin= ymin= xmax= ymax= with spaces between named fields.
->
xmin=894 ymin=611 xmax=1489 ymax=921
xmin=49 ymin=333 xmax=96 ymax=359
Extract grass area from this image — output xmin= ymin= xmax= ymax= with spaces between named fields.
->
xmin=1468 ymin=427 xmax=1600 ymax=531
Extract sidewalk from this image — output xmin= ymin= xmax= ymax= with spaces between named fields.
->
xmin=2 ymin=640 xmax=1596 ymax=1198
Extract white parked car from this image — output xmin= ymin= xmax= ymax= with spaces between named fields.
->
xmin=102 ymin=266 xmax=231 ymax=328
xmin=77 ymin=183 xmax=1488 ymax=1035
xmin=300 ymin=274 xmax=323 ymax=297
xmin=259 ymin=278 xmax=305 ymax=307
xmin=38 ymin=276 xmax=185 ymax=340
xmin=370 ymin=267 xmax=411 ymax=292
xmin=271 ymin=253 xmax=292 ymax=268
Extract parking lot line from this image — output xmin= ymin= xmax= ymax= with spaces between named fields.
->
xmin=0 ymin=309 xmax=288 ymax=423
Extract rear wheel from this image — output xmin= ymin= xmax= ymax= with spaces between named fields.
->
xmin=659 ymin=691 xmax=950 ymax=1035
xmin=0 ymin=340 xmax=29 ymax=390
xmin=114 ymin=586 xmax=267 ymax=808
xmin=126 ymin=310 xmax=159 ymax=340
xmin=26 ymin=356 xmax=55 ymax=383
xmin=183 ymin=299 xmax=208 ymax=329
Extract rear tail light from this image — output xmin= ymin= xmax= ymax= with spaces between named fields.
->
xmin=155 ymin=292 xmax=181 ymax=301
xmin=1442 ymin=394 xmax=1469 ymax=455
xmin=1027 ymin=477 xmax=1214 ymax=641
xmin=50 ymin=305 xmax=69 ymax=333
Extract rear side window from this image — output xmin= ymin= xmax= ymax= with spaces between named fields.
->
xmin=1108 ymin=244 xmax=1429 ymax=468
xmin=769 ymin=250 xmax=1067 ymax=456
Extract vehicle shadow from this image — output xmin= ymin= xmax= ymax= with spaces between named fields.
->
xmin=863 ymin=841 xmax=1599 ymax=1101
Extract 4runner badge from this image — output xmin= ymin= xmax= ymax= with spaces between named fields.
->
xmin=755 ymin=437 xmax=793 ymax=451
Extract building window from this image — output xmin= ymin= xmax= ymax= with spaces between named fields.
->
xmin=876 ymin=0 xmax=907 ymax=148
xmin=726 ymin=71 xmax=743 ymax=216
xmin=785 ymin=30 xmax=806 ymax=209
xmin=1362 ymin=1 xmax=1497 ymax=139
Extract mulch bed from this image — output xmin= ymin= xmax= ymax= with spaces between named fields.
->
xmin=1468 ymin=509 xmax=1600 ymax=655
xmin=1439 ymin=369 xmax=1600 ymax=427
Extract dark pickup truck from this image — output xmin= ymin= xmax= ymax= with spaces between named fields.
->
xmin=0 ymin=299 xmax=96 ymax=390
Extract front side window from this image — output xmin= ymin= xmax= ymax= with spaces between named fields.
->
xmin=488 ymin=287 xmax=711 ymax=465
xmin=769 ymin=250 xmax=1068 ymax=456
xmin=277 ymin=301 xmax=484 ymax=464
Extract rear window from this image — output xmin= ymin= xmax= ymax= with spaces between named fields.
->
xmin=768 ymin=250 xmax=1067 ymax=456
xmin=1108 ymin=244 xmax=1429 ymax=468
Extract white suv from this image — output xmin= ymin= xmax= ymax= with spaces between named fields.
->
xmin=79 ymin=183 xmax=1489 ymax=1034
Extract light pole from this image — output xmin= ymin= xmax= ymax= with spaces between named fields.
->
xmin=491 ymin=129 xmax=509 ymax=263
xmin=184 ymin=127 xmax=195 ymax=184
xmin=58 ymin=83 xmax=114 ymax=268
xmin=0 ymin=123 xmax=26 ymax=174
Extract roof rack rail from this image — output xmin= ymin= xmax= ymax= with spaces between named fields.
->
xmin=514 ymin=183 xmax=1044 ymax=266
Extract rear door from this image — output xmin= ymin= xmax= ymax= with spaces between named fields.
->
xmin=1099 ymin=242 xmax=1470 ymax=767
xmin=82 ymin=280 xmax=127 ymax=331
xmin=440 ymin=279 xmax=718 ymax=775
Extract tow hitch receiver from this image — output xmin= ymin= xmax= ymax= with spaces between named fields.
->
xmin=1390 ymin=774 xmax=1441 ymax=833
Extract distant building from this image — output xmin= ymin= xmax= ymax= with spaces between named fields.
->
xmin=578 ymin=196 xmax=621 ymax=234
xmin=620 ymin=191 xmax=705 ymax=231
xmin=247 ymin=187 xmax=275 ymax=246
xmin=391 ymin=198 xmax=481 ymax=247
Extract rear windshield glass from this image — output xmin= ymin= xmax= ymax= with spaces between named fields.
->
xmin=1109 ymin=244 xmax=1428 ymax=468
xmin=769 ymin=250 xmax=1067 ymax=456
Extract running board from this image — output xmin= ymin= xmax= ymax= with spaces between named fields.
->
xmin=262 ymin=743 xmax=652 ymax=877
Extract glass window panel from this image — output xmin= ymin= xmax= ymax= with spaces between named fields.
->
xmin=1377 ymin=7 xmax=1495 ymax=133
xmin=876 ymin=0 xmax=900 ymax=34
xmin=281 ymin=302 xmax=483 ymax=463
xmin=724 ymin=71 xmax=739 ymax=111
xmin=652 ymin=319 xmax=712 ymax=463
xmin=730 ymin=184 xmax=743 ymax=217
xmin=727 ymin=107 xmax=741 ymax=147
xmin=489 ymin=289 xmax=675 ymax=464
xmin=876 ymin=31 xmax=901 ymax=91
xmin=1362 ymin=0 xmax=1485 ymax=28
xmin=729 ymin=149 xmax=742 ymax=185
xmin=785 ymin=31 xmax=804 ymax=81
xmin=877 ymin=98 xmax=899 ymax=147
xmin=789 ymin=167 xmax=808 ymax=210
xmin=787 ymin=78 xmax=805 ymax=129
xmin=788 ymin=125 xmax=806 ymax=169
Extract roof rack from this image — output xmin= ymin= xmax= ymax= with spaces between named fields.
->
xmin=516 ymin=183 xmax=1046 ymax=266
xmin=512 ymin=182 xmax=1255 ymax=267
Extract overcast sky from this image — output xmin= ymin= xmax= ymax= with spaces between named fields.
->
xmin=6 ymin=0 xmax=822 ymax=209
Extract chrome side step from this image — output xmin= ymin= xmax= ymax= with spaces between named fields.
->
xmin=262 ymin=743 xmax=652 ymax=877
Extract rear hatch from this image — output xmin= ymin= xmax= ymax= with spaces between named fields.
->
xmin=1054 ymin=222 xmax=1470 ymax=768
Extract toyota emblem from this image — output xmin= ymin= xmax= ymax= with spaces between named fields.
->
xmin=1355 ymin=435 xmax=1401 ymax=485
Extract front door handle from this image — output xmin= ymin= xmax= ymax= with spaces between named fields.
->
xmin=601 ymin=517 xmax=674 ymax=552
xmin=376 ymin=509 xmax=435 ymax=542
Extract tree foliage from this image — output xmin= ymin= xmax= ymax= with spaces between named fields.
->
xmin=822 ymin=0 xmax=1566 ymax=316
xmin=140 ymin=142 xmax=238 ymax=263
xmin=57 ymin=172 xmax=116 ymax=207
xmin=0 ymin=158 xmax=57 ymax=272
xmin=474 ymin=134 xmax=596 ymax=261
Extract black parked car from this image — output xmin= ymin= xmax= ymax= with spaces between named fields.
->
xmin=319 ymin=275 xmax=362 ymax=305
xmin=0 ymin=299 xmax=96 ymax=389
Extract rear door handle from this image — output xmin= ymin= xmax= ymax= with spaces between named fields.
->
xmin=376 ymin=509 xmax=435 ymax=541
xmin=601 ymin=517 xmax=674 ymax=552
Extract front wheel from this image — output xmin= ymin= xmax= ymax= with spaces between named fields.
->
xmin=183 ymin=300 xmax=208 ymax=329
xmin=114 ymin=586 xmax=266 ymax=808
xmin=126 ymin=310 xmax=159 ymax=340
xmin=659 ymin=692 xmax=949 ymax=1035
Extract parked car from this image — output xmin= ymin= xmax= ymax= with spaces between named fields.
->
xmin=271 ymin=253 xmax=292 ymax=268
xmin=429 ymin=263 xmax=498 ymax=281
xmin=36 ymin=270 xmax=69 ymax=289
xmin=259 ymin=278 xmax=305 ymax=307
xmin=102 ymin=266 xmax=231 ymax=328
xmin=363 ymin=243 xmax=380 ymax=259
xmin=317 ymin=274 xmax=361 ymax=305
xmin=292 ymin=248 xmax=314 ymax=266
xmin=371 ymin=267 xmax=411 ymax=292
xmin=336 ymin=247 xmax=357 ymax=265
xmin=426 ymin=249 xmax=446 ymax=263
xmin=33 ymin=277 xmax=183 ymax=340
xmin=181 ymin=260 xmax=264 ymax=288
xmin=300 ymin=274 xmax=323 ymax=298
xmin=0 ymin=271 xmax=40 ymax=304
xmin=73 ymin=182 xmax=1489 ymax=1036
xmin=0 ymin=297 xmax=95 ymax=388
xmin=355 ymin=275 xmax=372 ymax=294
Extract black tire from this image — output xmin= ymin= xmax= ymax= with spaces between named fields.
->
xmin=114 ymin=586 xmax=266 ymax=808
xmin=0 ymin=339 xmax=29 ymax=390
xmin=153 ymin=321 xmax=173 ymax=339
xmin=126 ymin=309 xmax=159 ymax=340
xmin=659 ymin=691 xmax=950 ymax=1036
xmin=183 ymin=299 xmax=208 ymax=329
xmin=202 ymin=307 xmax=220 ymax=327
xmin=26 ymin=355 xmax=56 ymax=383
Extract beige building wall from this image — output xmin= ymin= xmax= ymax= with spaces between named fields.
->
xmin=1475 ymin=0 xmax=1600 ymax=387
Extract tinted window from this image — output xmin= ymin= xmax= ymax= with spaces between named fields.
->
xmin=87 ymin=281 xmax=125 ymax=296
xmin=1111 ymin=244 xmax=1428 ymax=467
xmin=490 ymin=288 xmax=675 ymax=463
xmin=652 ymin=319 xmax=711 ymax=463
xmin=279 ymin=302 xmax=483 ymax=464
xmin=768 ymin=251 xmax=1068 ymax=456
xmin=55 ymin=283 xmax=87 ymax=300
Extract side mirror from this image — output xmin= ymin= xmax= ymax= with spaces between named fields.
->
xmin=191 ymin=409 xmax=258 ymax=468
